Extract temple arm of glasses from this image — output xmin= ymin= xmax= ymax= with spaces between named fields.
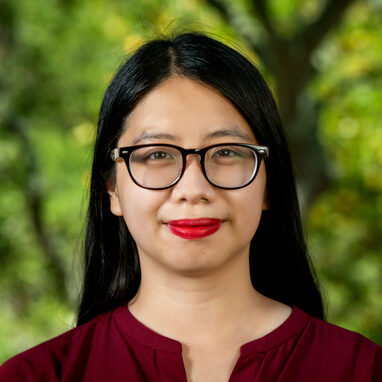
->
xmin=110 ymin=148 xmax=120 ymax=161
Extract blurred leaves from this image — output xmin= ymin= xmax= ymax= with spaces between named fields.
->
xmin=308 ymin=1 xmax=382 ymax=345
xmin=0 ymin=0 xmax=381 ymax=362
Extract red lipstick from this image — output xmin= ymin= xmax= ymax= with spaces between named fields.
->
xmin=167 ymin=218 xmax=222 ymax=239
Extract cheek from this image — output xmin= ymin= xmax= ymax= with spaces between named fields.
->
xmin=231 ymin=185 xmax=266 ymax=237
xmin=117 ymin=181 xmax=166 ymax=243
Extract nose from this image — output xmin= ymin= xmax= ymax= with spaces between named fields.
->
xmin=171 ymin=155 xmax=215 ymax=204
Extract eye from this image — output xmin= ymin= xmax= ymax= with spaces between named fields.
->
xmin=212 ymin=148 xmax=242 ymax=158
xmin=147 ymin=151 xmax=173 ymax=160
xmin=131 ymin=146 xmax=181 ymax=166
xmin=134 ymin=148 xmax=178 ymax=164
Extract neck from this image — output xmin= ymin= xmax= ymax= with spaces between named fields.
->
xmin=128 ymin=249 xmax=279 ymax=347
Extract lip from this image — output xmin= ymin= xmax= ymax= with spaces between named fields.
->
xmin=167 ymin=218 xmax=223 ymax=240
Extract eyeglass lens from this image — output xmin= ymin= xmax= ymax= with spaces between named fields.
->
xmin=129 ymin=145 xmax=258 ymax=189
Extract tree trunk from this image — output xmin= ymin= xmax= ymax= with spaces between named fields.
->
xmin=205 ymin=0 xmax=356 ymax=214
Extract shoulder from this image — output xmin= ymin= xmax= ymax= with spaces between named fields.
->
xmin=0 ymin=308 xmax=117 ymax=382
xmin=296 ymin=308 xmax=382 ymax=379
xmin=307 ymin=312 xmax=381 ymax=352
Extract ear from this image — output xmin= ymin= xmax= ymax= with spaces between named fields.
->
xmin=107 ymin=182 xmax=123 ymax=216
xmin=262 ymin=188 xmax=270 ymax=210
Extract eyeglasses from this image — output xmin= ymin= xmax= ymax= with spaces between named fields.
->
xmin=110 ymin=143 xmax=269 ymax=190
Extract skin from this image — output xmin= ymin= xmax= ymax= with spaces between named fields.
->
xmin=108 ymin=76 xmax=291 ymax=382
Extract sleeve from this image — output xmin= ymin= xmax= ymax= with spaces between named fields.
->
xmin=372 ymin=342 xmax=382 ymax=382
xmin=0 ymin=355 xmax=37 ymax=382
xmin=0 ymin=346 xmax=62 ymax=382
xmin=354 ymin=335 xmax=382 ymax=382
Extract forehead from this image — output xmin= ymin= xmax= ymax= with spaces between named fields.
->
xmin=119 ymin=76 xmax=257 ymax=146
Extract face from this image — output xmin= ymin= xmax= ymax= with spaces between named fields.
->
xmin=108 ymin=76 xmax=269 ymax=277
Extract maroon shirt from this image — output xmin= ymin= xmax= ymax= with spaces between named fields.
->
xmin=1 ymin=305 xmax=381 ymax=381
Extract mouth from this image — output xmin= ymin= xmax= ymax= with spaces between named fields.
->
xmin=166 ymin=218 xmax=223 ymax=240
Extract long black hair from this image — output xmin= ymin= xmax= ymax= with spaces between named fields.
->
xmin=77 ymin=32 xmax=324 ymax=326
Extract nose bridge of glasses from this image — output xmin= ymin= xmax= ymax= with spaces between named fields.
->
xmin=182 ymin=147 xmax=203 ymax=165
xmin=183 ymin=149 xmax=203 ymax=169
xmin=179 ymin=148 xmax=209 ymax=184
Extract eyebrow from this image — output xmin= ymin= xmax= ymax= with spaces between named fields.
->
xmin=132 ymin=132 xmax=179 ymax=145
xmin=131 ymin=126 xmax=253 ymax=145
xmin=205 ymin=127 xmax=253 ymax=142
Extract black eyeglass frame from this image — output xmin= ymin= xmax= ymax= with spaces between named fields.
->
xmin=110 ymin=143 xmax=269 ymax=190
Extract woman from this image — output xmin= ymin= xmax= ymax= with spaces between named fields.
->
xmin=1 ymin=32 xmax=381 ymax=382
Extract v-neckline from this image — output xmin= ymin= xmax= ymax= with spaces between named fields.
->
xmin=115 ymin=304 xmax=309 ymax=355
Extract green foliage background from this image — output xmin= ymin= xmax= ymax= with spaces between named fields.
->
xmin=0 ymin=0 xmax=381 ymax=362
